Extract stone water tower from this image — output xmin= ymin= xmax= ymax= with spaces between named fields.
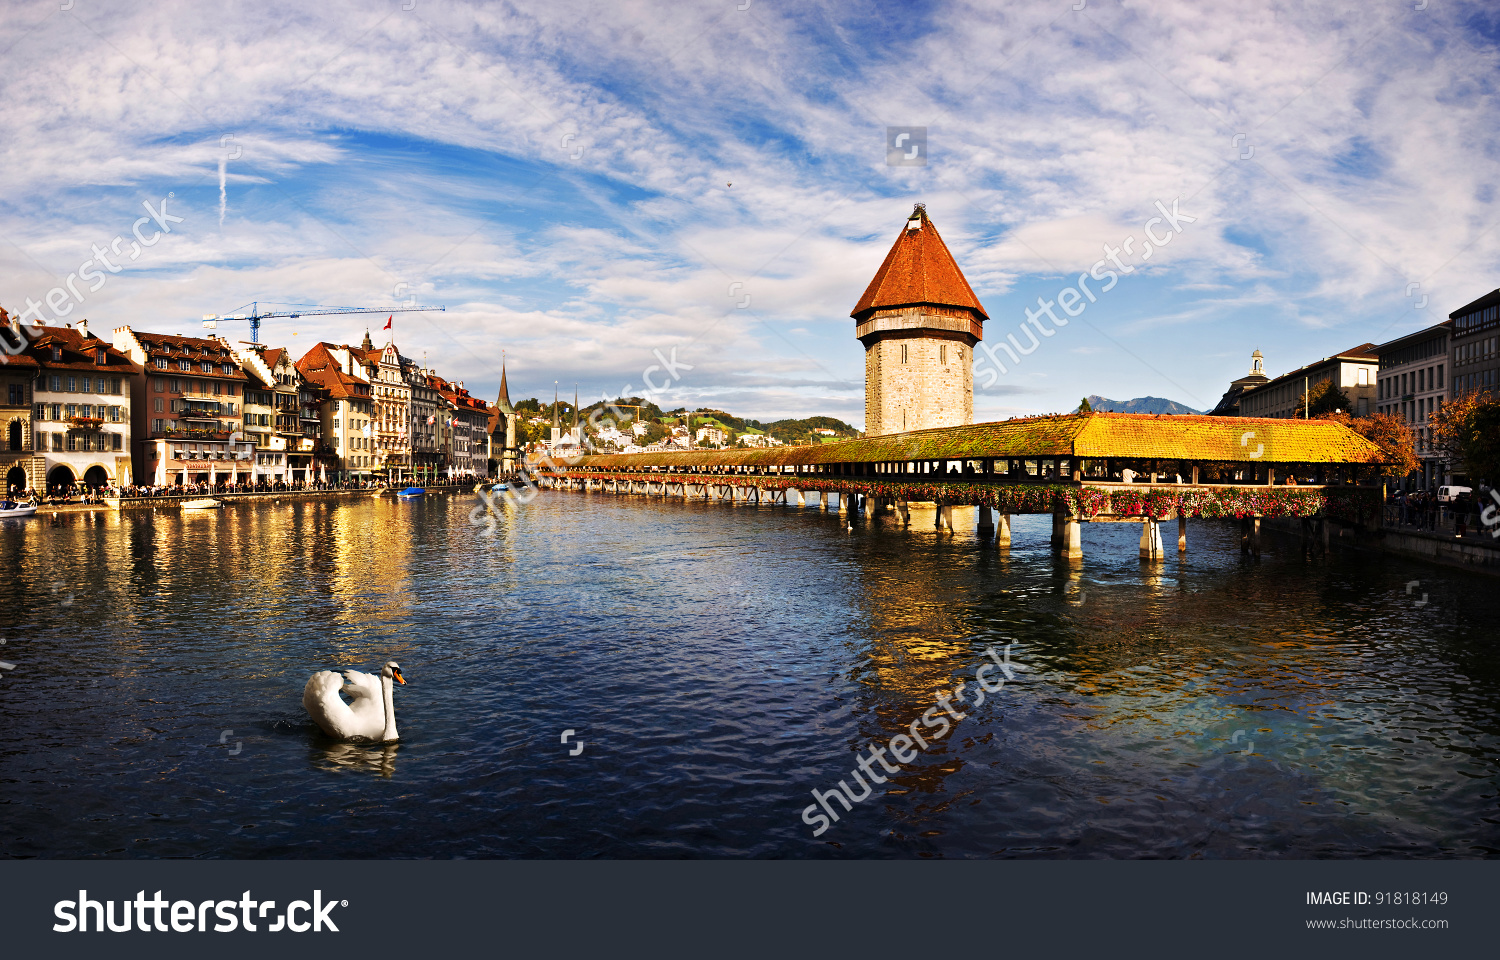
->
xmin=853 ymin=204 xmax=988 ymax=436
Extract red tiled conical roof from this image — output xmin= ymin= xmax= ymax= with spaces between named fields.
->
xmin=851 ymin=205 xmax=988 ymax=321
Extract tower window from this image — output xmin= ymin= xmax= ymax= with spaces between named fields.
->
xmin=900 ymin=344 xmax=908 ymax=364
xmin=940 ymin=344 xmax=948 ymax=364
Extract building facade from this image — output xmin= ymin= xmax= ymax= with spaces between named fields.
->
xmin=295 ymin=342 xmax=376 ymax=480
xmin=236 ymin=349 xmax=282 ymax=482
xmin=854 ymin=205 xmax=987 ymax=437
xmin=21 ymin=321 xmax=136 ymax=492
xmin=431 ymin=375 xmax=490 ymax=476
xmin=112 ymin=328 xmax=251 ymax=485
xmin=1449 ymin=289 xmax=1499 ymax=403
xmin=356 ymin=332 xmax=412 ymax=479
xmin=0 ymin=313 xmax=42 ymax=493
xmin=1374 ymin=322 xmax=1448 ymax=490
xmin=405 ymin=358 xmax=443 ymax=481
xmin=1237 ymin=345 xmax=1378 ymax=419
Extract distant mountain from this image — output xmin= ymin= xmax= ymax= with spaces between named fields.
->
xmin=1086 ymin=395 xmax=1203 ymax=415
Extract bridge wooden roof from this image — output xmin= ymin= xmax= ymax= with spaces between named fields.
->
xmin=566 ymin=413 xmax=1389 ymax=469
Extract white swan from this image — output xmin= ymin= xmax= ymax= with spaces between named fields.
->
xmin=302 ymin=661 xmax=405 ymax=742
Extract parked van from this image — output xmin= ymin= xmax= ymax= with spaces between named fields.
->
xmin=1437 ymin=485 xmax=1472 ymax=503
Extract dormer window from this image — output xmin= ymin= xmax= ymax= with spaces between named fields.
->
xmin=96 ymin=348 xmax=107 ymax=365
xmin=51 ymin=346 xmax=61 ymax=362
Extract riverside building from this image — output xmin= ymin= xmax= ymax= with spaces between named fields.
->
xmin=1373 ymin=321 xmax=1449 ymax=490
xmin=296 ymin=342 xmax=377 ymax=480
xmin=112 ymin=328 xmax=252 ymax=486
xmin=1449 ymin=289 xmax=1499 ymax=401
xmin=20 ymin=321 xmax=135 ymax=492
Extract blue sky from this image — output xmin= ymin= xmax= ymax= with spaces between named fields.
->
xmin=2 ymin=0 xmax=1498 ymax=425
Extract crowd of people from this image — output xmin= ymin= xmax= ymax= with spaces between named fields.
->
xmin=8 ymin=473 xmax=494 ymax=505
xmin=1387 ymin=482 xmax=1495 ymax=536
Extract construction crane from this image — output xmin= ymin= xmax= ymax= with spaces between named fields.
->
xmin=201 ymin=302 xmax=445 ymax=344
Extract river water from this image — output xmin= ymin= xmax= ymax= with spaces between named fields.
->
xmin=1 ymin=490 xmax=1497 ymax=859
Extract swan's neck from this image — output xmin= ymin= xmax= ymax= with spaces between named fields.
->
xmin=381 ymin=674 xmax=399 ymax=742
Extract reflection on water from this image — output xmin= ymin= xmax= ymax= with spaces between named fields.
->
xmin=0 ymin=492 xmax=1497 ymax=859
xmin=316 ymin=742 xmax=400 ymax=779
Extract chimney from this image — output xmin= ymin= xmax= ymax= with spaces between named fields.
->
xmin=77 ymin=318 xmax=89 ymax=339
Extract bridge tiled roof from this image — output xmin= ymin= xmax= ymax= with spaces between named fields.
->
xmin=567 ymin=413 xmax=1389 ymax=469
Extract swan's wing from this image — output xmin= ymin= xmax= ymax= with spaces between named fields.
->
xmin=303 ymin=670 xmax=382 ymax=740
xmin=341 ymin=669 xmax=380 ymax=700
xmin=340 ymin=670 xmax=387 ymax=728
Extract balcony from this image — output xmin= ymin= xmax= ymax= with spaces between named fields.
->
xmin=67 ymin=416 xmax=105 ymax=430
xmin=166 ymin=428 xmax=233 ymax=440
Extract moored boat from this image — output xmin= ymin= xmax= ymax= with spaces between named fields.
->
xmin=396 ymin=487 xmax=425 ymax=499
xmin=0 ymin=500 xmax=38 ymax=519
xmin=181 ymin=498 xmax=222 ymax=509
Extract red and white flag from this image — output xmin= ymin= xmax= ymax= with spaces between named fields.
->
xmin=382 ymin=316 xmax=392 ymax=331
xmin=426 ymin=415 xmax=435 ymax=425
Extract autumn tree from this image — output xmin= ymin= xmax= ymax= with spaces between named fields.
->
xmin=1430 ymin=393 xmax=1500 ymax=483
xmin=1317 ymin=411 xmax=1418 ymax=478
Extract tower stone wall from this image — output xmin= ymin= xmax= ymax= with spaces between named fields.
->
xmin=864 ymin=334 xmax=973 ymax=436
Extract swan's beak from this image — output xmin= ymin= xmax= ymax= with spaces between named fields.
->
xmin=393 ymin=669 xmax=406 ymax=684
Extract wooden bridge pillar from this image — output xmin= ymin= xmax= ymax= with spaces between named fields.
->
xmin=1139 ymin=518 xmax=1164 ymax=560
xmin=996 ymin=512 xmax=1011 ymax=547
xmin=1051 ymin=511 xmax=1064 ymax=551
xmin=896 ymin=501 xmax=910 ymax=525
xmin=1178 ymin=514 xmax=1187 ymax=553
xmin=977 ymin=506 xmax=994 ymax=537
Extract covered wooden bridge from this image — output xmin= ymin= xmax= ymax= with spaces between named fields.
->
xmin=538 ymin=413 xmax=1388 ymax=559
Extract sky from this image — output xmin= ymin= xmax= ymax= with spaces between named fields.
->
xmin=2 ymin=0 xmax=1498 ymax=426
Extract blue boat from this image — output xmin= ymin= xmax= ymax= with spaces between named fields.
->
xmin=396 ymin=487 xmax=425 ymax=499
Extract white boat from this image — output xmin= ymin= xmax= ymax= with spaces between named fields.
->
xmin=182 ymin=498 xmax=222 ymax=509
xmin=0 ymin=501 xmax=38 ymax=519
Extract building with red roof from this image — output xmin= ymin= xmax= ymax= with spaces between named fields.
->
xmin=112 ymin=326 xmax=251 ymax=486
xmin=0 ymin=317 xmax=138 ymax=492
xmin=427 ymin=373 xmax=490 ymax=477
xmin=296 ymin=341 xmax=377 ymax=480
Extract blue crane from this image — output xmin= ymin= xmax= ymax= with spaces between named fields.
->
xmin=202 ymin=302 xmax=445 ymax=344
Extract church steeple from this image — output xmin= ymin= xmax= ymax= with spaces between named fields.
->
xmin=361 ymin=329 xmax=373 ymax=351
xmin=496 ymin=360 xmax=515 ymax=415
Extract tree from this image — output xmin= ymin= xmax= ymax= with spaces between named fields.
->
xmin=513 ymin=417 xmax=533 ymax=448
xmin=1430 ymin=393 xmax=1500 ymax=483
xmin=1078 ymin=397 xmax=1093 ymax=413
xmin=1318 ymin=411 xmax=1418 ymax=478
xmin=1296 ymin=378 xmax=1350 ymax=418
xmin=640 ymin=421 xmax=668 ymax=445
